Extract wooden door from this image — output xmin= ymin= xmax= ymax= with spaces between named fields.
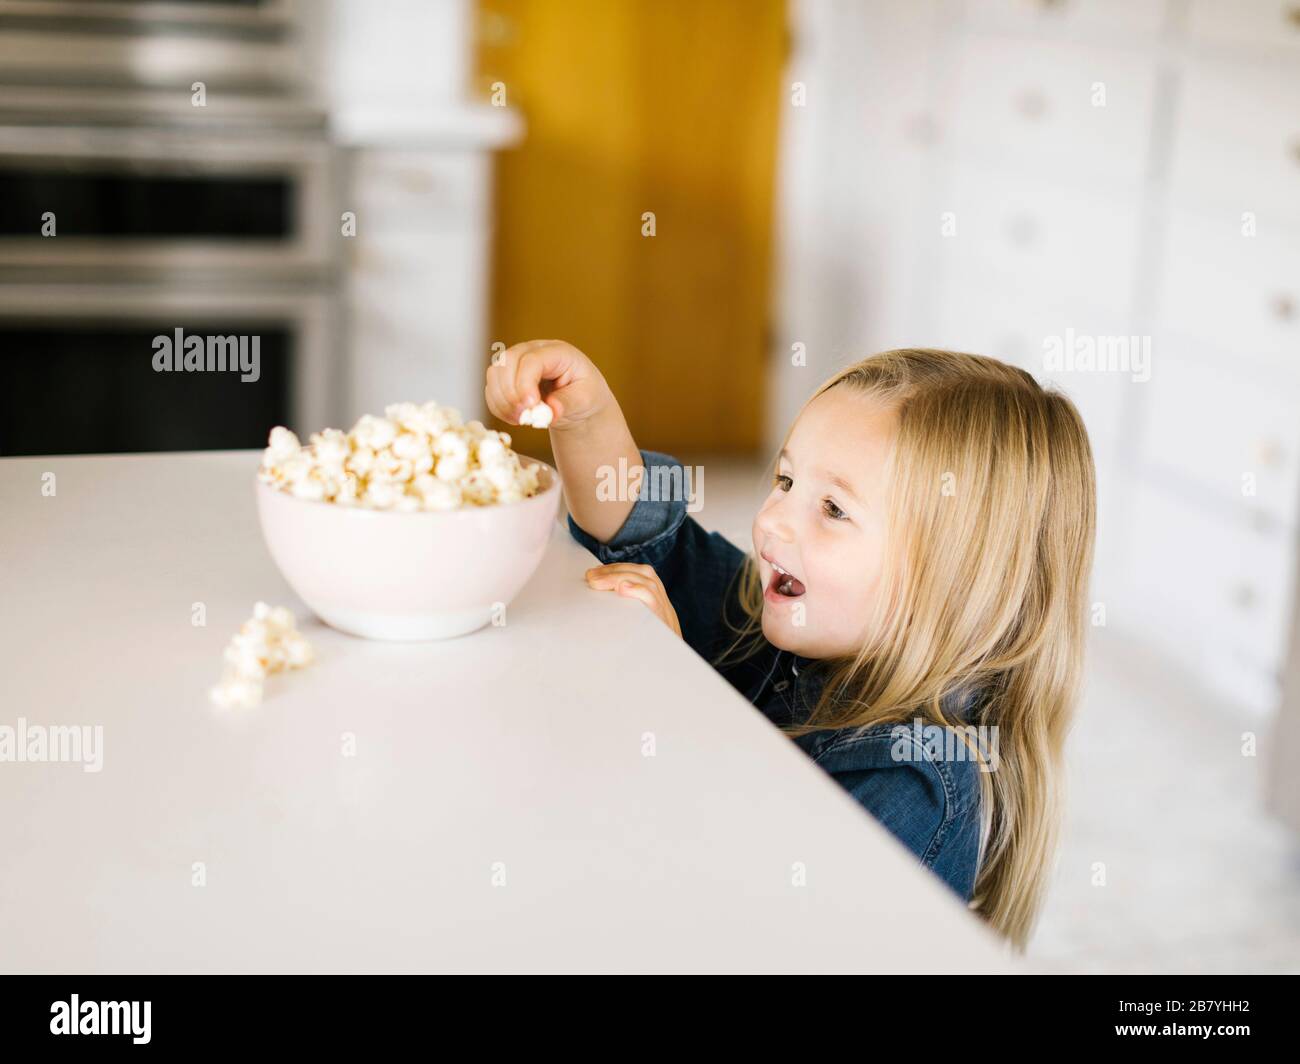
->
xmin=475 ymin=0 xmax=785 ymax=455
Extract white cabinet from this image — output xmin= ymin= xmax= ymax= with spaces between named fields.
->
xmin=779 ymin=0 xmax=1300 ymax=717
xmin=317 ymin=0 xmax=522 ymax=425
xmin=1167 ymin=57 xmax=1300 ymax=229
xmin=948 ymin=35 xmax=1157 ymax=190
xmin=343 ymin=150 xmax=496 ymax=421
xmin=962 ymin=0 xmax=1167 ymax=38
xmin=1126 ymin=481 xmax=1296 ymax=709
xmin=937 ymin=165 xmax=1145 ymax=316
xmin=1186 ymin=0 xmax=1300 ymax=55
xmin=1157 ymin=209 xmax=1300 ymax=378
xmin=1138 ymin=342 xmax=1300 ymax=529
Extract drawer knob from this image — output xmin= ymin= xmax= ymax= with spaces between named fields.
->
xmin=1287 ymin=6 xmax=1300 ymax=30
xmin=1015 ymin=88 xmax=1049 ymax=121
xmin=1005 ymin=213 xmax=1039 ymax=247
xmin=1231 ymin=584 xmax=1258 ymax=611
xmin=905 ymin=112 xmax=939 ymax=146
xmin=1254 ymin=438 xmax=1285 ymax=467
xmin=1271 ymin=293 xmax=1295 ymax=321
xmin=1250 ymin=508 xmax=1277 ymax=535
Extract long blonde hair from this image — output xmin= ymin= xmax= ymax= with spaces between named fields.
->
xmin=720 ymin=348 xmax=1096 ymax=951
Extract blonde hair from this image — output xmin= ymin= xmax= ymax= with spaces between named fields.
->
xmin=719 ymin=348 xmax=1096 ymax=951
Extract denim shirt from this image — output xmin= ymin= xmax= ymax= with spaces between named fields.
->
xmin=568 ymin=450 xmax=984 ymax=903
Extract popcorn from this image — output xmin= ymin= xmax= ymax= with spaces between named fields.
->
xmin=351 ymin=414 xmax=398 ymax=451
xmin=266 ymin=426 xmax=301 ymax=463
xmin=258 ymin=400 xmax=542 ymax=511
xmin=310 ymin=428 xmax=350 ymax=468
xmin=477 ymin=435 xmax=507 ymax=465
xmin=518 ymin=401 xmax=554 ymax=429
xmin=209 ymin=602 xmax=314 ymax=709
xmin=413 ymin=475 xmax=461 ymax=511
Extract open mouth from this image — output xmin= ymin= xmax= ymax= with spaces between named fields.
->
xmin=766 ymin=559 xmax=807 ymax=599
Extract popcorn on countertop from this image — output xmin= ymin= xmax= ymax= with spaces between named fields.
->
xmin=257 ymin=400 xmax=542 ymax=512
xmin=209 ymin=602 xmax=314 ymax=709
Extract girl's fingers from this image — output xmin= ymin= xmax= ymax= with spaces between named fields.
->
xmin=615 ymin=580 xmax=660 ymax=613
xmin=485 ymin=354 xmax=516 ymax=421
xmin=591 ymin=568 xmax=667 ymax=607
xmin=586 ymin=571 xmax=639 ymax=591
xmin=585 ymin=564 xmax=656 ymax=589
xmin=587 ymin=563 xmax=655 ymax=576
xmin=585 ymin=565 xmax=680 ymax=636
xmin=616 ymin=578 xmax=680 ymax=637
xmin=484 ymin=371 xmax=512 ymax=424
xmin=487 ymin=341 xmax=545 ymax=417
xmin=513 ymin=343 xmax=575 ymax=414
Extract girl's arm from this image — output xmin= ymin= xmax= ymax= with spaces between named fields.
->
xmin=566 ymin=449 xmax=750 ymax=659
xmin=485 ymin=339 xmax=641 ymax=543
xmin=486 ymin=341 xmax=744 ymax=652
xmin=549 ymin=398 xmax=642 ymax=543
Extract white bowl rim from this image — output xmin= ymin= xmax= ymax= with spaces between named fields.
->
xmin=255 ymin=453 xmax=562 ymax=518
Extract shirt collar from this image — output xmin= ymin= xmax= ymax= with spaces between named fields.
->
xmin=781 ymin=653 xmax=982 ymax=722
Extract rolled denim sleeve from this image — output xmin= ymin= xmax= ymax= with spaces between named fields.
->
xmin=567 ymin=449 xmax=748 ymax=659
xmin=566 ymin=450 xmax=689 ymax=566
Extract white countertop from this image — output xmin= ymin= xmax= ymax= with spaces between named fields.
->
xmin=0 ymin=450 xmax=1012 ymax=973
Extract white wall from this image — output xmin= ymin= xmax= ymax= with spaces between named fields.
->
xmin=305 ymin=0 xmax=521 ymax=423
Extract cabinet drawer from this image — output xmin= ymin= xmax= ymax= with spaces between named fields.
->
xmin=963 ymin=0 xmax=1166 ymax=37
xmin=929 ymin=283 xmax=1136 ymax=461
xmin=1156 ymin=208 xmax=1300 ymax=380
xmin=1167 ymin=58 xmax=1300 ymax=226
xmin=938 ymin=166 xmax=1143 ymax=316
xmin=949 ymin=35 xmax=1156 ymax=188
xmin=1137 ymin=343 xmax=1300 ymax=528
xmin=1187 ymin=0 xmax=1300 ymax=54
xmin=1124 ymin=483 xmax=1295 ymax=701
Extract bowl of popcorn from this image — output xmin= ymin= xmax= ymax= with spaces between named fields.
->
xmin=256 ymin=400 xmax=560 ymax=641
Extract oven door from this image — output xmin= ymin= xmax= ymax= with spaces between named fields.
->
xmin=0 ymin=282 xmax=335 ymax=456
xmin=0 ymin=0 xmax=302 ymax=93
xmin=0 ymin=124 xmax=335 ymax=279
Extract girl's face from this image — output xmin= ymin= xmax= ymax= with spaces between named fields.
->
xmin=751 ymin=386 xmax=896 ymax=659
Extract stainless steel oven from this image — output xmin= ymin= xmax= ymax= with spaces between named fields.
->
xmin=0 ymin=0 xmax=342 ymax=455
xmin=0 ymin=281 xmax=335 ymax=456
xmin=0 ymin=0 xmax=304 ymax=93
xmin=0 ymin=123 xmax=336 ymax=278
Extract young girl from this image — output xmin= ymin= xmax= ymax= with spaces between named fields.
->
xmin=486 ymin=341 xmax=1096 ymax=951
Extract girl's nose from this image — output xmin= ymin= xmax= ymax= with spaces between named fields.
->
xmin=755 ymin=496 xmax=795 ymax=543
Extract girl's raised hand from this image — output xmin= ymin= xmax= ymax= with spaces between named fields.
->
xmin=485 ymin=339 xmax=611 ymax=430
xmin=584 ymin=563 xmax=682 ymax=638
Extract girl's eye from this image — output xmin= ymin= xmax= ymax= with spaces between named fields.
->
xmin=822 ymin=498 xmax=847 ymax=521
xmin=773 ymin=473 xmax=792 ymax=492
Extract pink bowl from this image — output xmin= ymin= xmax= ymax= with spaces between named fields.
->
xmin=255 ymin=457 xmax=561 ymax=640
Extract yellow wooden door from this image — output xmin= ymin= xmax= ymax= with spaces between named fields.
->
xmin=475 ymin=0 xmax=785 ymax=455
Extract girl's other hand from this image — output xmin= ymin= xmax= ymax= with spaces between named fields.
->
xmin=585 ymin=563 xmax=682 ymax=638
xmin=485 ymin=339 xmax=612 ymax=430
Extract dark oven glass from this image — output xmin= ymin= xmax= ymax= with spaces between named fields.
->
xmin=0 ymin=320 xmax=289 ymax=455
xmin=0 ymin=168 xmax=293 ymax=240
